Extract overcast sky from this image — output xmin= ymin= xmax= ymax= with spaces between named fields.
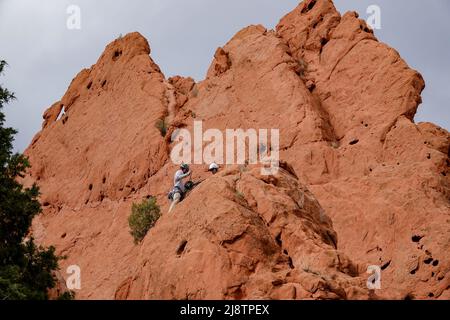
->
xmin=1 ymin=0 xmax=449 ymax=152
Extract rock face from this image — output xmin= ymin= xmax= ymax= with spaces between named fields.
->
xmin=117 ymin=164 xmax=369 ymax=300
xmin=24 ymin=0 xmax=449 ymax=300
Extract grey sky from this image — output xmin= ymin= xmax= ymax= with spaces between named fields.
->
xmin=1 ymin=0 xmax=449 ymax=152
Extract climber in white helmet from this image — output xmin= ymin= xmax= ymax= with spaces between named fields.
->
xmin=168 ymin=163 xmax=191 ymax=213
xmin=208 ymin=162 xmax=219 ymax=175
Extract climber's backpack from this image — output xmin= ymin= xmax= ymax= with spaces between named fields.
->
xmin=184 ymin=181 xmax=194 ymax=191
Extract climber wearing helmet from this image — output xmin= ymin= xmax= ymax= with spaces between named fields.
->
xmin=208 ymin=162 xmax=219 ymax=175
xmin=168 ymin=163 xmax=192 ymax=213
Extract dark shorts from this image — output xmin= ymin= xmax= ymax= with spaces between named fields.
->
xmin=168 ymin=186 xmax=184 ymax=201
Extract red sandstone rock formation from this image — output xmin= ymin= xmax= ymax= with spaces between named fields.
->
xmin=24 ymin=0 xmax=449 ymax=300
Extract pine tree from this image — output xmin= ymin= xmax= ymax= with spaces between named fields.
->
xmin=0 ymin=60 xmax=61 ymax=300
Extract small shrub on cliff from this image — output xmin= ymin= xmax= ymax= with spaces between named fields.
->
xmin=155 ymin=118 xmax=168 ymax=137
xmin=297 ymin=57 xmax=308 ymax=77
xmin=235 ymin=190 xmax=245 ymax=199
xmin=128 ymin=197 xmax=161 ymax=244
xmin=57 ymin=291 xmax=76 ymax=300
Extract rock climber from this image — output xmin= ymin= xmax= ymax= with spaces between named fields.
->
xmin=208 ymin=162 xmax=219 ymax=175
xmin=168 ymin=163 xmax=191 ymax=213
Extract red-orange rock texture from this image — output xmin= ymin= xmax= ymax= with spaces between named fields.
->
xmin=24 ymin=0 xmax=449 ymax=300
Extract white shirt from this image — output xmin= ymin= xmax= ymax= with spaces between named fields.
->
xmin=174 ymin=169 xmax=190 ymax=192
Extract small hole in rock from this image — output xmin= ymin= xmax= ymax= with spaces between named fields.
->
xmin=301 ymin=0 xmax=317 ymax=13
xmin=319 ymin=38 xmax=328 ymax=55
xmin=427 ymin=154 xmax=431 ymax=159
xmin=349 ymin=139 xmax=359 ymax=145
xmin=176 ymin=240 xmax=188 ymax=255
xmin=113 ymin=50 xmax=122 ymax=61
xmin=101 ymin=80 xmax=107 ymax=87
xmin=87 ymin=81 xmax=93 ymax=90
xmin=428 ymin=293 xmax=434 ymax=298
xmin=102 ymin=177 xmax=106 ymax=184
xmin=411 ymin=235 xmax=423 ymax=243
xmin=88 ymin=184 xmax=93 ymax=191
xmin=288 ymin=256 xmax=294 ymax=269
xmin=424 ymin=257 xmax=433 ymax=264
xmin=360 ymin=24 xmax=371 ymax=33
xmin=275 ymin=233 xmax=282 ymax=247
xmin=432 ymin=260 xmax=439 ymax=267
xmin=61 ymin=233 xmax=67 ymax=238
xmin=272 ymin=279 xmax=284 ymax=287
xmin=381 ymin=261 xmax=391 ymax=270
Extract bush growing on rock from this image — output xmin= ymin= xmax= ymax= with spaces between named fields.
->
xmin=128 ymin=197 xmax=161 ymax=244
xmin=155 ymin=118 xmax=168 ymax=137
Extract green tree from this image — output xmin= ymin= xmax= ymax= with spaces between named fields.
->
xmin=0 ymin=60 xmax=61 ymax=300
